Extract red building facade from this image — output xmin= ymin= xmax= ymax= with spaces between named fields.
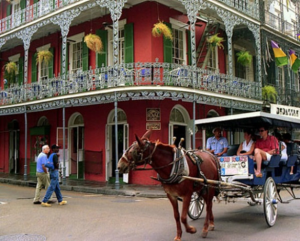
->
xmin=0 ymin=0 xmax=262 ymax=184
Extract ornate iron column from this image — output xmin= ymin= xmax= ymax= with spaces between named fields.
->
xmin=50 ymin=9 xmax=81 ymax=79
xmin=180 ymin=0 xmax=202 ymax=149
xmin=17 ymin=26 xmax=38 ymax=84
xmin=96 ymin=0 xmax=126 ymax=66
xmin=96 ymin=0 xmax=126 ymax=188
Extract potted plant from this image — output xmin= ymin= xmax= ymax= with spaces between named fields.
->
xmin=4 ymin=61 xmax=18 ymax=86
xmin=84 ymin=34 xmax=103 ymax=53
xmin=36 ymin=50 xmax=53 ymax=66
xmin=152 ymin=21 xmax=173 ymax=41
xmin=207 ymin=33 xmax=225 ymax=49
xmin=236 ymin=51 xmax=252 ymax=66
xmin=262 ymin=85 xmax=277 ymax=104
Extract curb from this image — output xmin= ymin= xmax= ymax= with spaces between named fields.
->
xmin=0 ymin=178 xmax=167 ymax=199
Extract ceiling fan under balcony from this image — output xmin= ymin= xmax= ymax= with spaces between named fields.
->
xmin=179 ymin=19 xmax=203 ymax=29
xmin=102 ymin=22 xmax=113 ymax=29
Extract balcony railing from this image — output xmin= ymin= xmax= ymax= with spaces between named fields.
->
xmin=0 ymin=62 xmax=261 ymax=106
xmin=277 ymin=87 xmax=300 ymax=107
xmin=264 ymin=11 xmax=299 ymax=40
xmin=0 ymin=0 xmax=80 ymax=34
xmin=218 ymin=0 xmax=260 ymax=20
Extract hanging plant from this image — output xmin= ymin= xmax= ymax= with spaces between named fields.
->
xmin=3 ymin=62 xmax=18 ymax=86
xmin=36 ymin=50 xmax=53 ymax=66
xmin=262 ymin=85 xmax=277 ymax=103
xmin=236 ymin=51 xmax=253 ymax=66
xmin=6 ymin=0 xmax=13 ymax=4
xmin=207 ymin=33 xmax=225 ymax=49
xmin=152 ymin=21 xmax=173 ymax=41
xmin=84 ymin=34 xmax=103 ymax=53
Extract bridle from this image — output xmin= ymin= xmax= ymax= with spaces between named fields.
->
xmin=121 ymin=139 xmax=182 ymax=171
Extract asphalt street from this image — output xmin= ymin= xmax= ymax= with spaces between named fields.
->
xmin=0 ymin=183 xmax=300 ymax=241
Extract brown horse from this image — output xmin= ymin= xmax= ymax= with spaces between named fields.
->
xmin=117 ymin=130 xmax=220 ymax=240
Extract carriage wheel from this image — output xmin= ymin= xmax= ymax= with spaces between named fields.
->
xmin=188 ymin=192 xmax=205 ymax=220
xmin=263 ymin=177 xmax=278 ymax=227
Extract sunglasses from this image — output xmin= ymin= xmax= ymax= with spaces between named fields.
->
xmin=259 ymin=130 xmax=265 ymax=132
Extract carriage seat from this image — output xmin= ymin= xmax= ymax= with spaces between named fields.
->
xmin=226 ymin=144 xmax=239 ymax=156
xmin=261 ymin=155 xmax=281 ymax=168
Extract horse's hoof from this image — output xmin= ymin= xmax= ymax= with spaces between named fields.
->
xmin=187 ymin=226 xmax=197 ymax=234
xmin=201 ymin=231 xmax=208 ymax=238
xmin=174 ymin=236 xmax=181 ymax=241
xmin=208 ymin=225 xmax=214 ymax=231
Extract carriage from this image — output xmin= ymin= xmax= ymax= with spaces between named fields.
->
xmin=117 ymin=111 xmax=300 ymax=240
xmin=187 ymin=111 xmax=300 ymax=227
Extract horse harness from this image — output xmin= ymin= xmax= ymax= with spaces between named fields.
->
xmin=124 ymin=140 xmax=221 ymax=186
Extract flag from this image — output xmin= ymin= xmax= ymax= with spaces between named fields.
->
xmin=297 ymin=34 xmax=300 ymax=40
xmin=289 ymin=49 xmax=300 ymax=73
xmin=271 ymin=40 xmax=288 ymax=67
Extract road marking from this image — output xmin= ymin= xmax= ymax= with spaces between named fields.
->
xmin=83 ymin=194 xmax=103 ymax=197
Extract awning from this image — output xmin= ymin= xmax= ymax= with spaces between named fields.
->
xmin=195 ymin=111 xmax=300 ymax=130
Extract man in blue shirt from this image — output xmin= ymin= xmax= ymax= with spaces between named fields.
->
xmin=206 ymin=127 xmax=229 ymax=156
xmin=33 ymin=145 xmax=51 ymax=204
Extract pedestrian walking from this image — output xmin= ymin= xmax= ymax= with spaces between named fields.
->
xmin=41 ymin=144 xmax=67 ymax=207
xmin=33 ymin=145 xmax=51 ymax=204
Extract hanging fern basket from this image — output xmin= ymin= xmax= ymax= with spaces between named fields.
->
xmin=152 ymin=21 xmax=173 ymax=41
xmin=36 ymin=50 xmax=53 ymax=66
xmin=262 ymin=85 xmax=277 ymax=104
xmin=236 ymin=51 xmax=252 ymax=66
xmin=84 ymin=34 xmax=103 ymax=53
xmin=207 ymin=33 xmax=225 ymax=49
xmin=4 ymin=62 xmax=18 ymax=86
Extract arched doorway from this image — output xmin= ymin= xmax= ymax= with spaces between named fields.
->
xmin=8 ymin=120 xmax=19 ymax=174
xmin=106 ymin=109 xmax=128 ymax=182
xmin=169 ymin=105 xmax=191 ymax=149
xmin=68 ymin=113 xmax=84 ymax=179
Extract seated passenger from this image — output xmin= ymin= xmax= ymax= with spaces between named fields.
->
xmin=237 ymin=129 xmax=255 ymax=156
xmin=282 ymin=132 xmax=296 ymax=175
xmin=253 ymin=125 xmax=279 ymax=178
xmin=274 ymin=133 xmax=287 ymax=162
xmin=206 ymin=127 xmax=228 ymax=156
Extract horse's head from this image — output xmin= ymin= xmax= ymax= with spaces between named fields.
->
xmin=117 ymin=129 xmax=153 ymax=173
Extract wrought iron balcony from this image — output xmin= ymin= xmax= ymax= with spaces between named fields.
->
xmin=0 ymin=62 xmax=261 ymax=106
xmin=264 ymin=10 xmax=299 ymax=40
xmin=276 ymin=87 xmax=300 ymax=108
xmin=0 ymin=0 xmax=81 ymax=33
xmin=217 ymin=0 xmax=260 ymax=20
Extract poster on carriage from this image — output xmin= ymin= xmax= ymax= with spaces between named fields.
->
xmin=218 ymin=156 xmax=249 ymax=176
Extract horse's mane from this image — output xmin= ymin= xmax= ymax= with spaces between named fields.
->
xmin=141 ymin=137 xmax=176 ymax=153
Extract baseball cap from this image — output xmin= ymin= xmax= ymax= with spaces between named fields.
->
xmin=51 ymin=144 xmax=60 ymax=149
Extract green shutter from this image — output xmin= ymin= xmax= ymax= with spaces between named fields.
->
xmin=124 ymin=23 xmax=134 ymax=63
xmin=48 ymin=47 xmax=54 ymax=78
xmin=82 ymin=38 xmax=89 ymax=71
xmin=187 ymin=30 xmax=192 ymax=66
xmin=20 ymin=0 xmax=26 ymax=22
xmin=31 ymin=52 xmax=37 ymax=83
xmin=163 ymin=22 xmax=173 ymax=63
xmin=60 ymin=43 xmax=68 ymax=76
xmin=96 ymin=29 xmax=107 ymax=68
xmin=18 ymin=57 xmax=24 ymax=85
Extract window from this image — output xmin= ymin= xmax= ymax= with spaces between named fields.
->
xmin=36 ymin=44 xmax=51 ymax=82
xmin=207 ymin=47 xmax=217 ymax=71
xmin=170 ymin=19 xmax=187 ymax=65
xmin=68 ymin=33 xmax=85 ymax=74
xmin=12 ymin=2 xmax=21 ymax=27
xmin=278 ymin=67 xmax=284 ymax=89
xmin=108 ymin=20 xmax=126 ymax=65
xmin=71 ymin=42 xmax=82 ymax=74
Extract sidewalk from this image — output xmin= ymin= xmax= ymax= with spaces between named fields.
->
xmin=0 ymin=173 xmax=167 ymax=198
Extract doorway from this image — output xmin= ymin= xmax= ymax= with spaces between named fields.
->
xmin=106 ymin=109 xmax=128 ymax=182
xmin=68 ymin=113 xmax=84 ymax=179
xmin=8 ymin=120 xmax=19 ymax=174
xmin=169 ymin=105 xmax=190 ymax=149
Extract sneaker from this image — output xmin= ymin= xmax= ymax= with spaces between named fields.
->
xmin=33 ymin=201 xmax=41 ymax=205
xmin=59 ymin=201 xmax=67 ymax=205
xmin=41 ymin=202 xmax=51 ymax=207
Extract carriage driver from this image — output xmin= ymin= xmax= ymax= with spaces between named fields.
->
xmin=206 ymin=127 xmax=229 ymax=156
